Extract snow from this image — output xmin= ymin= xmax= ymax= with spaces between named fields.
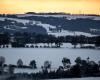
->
xmin=25 ymin=43 xmax=95 ymax=49
xmin=0 ymin=48 xmax=100 ymax=69
xmin=1 ymin=43 xmax=95 ymax=49
xmin=14 ymin=68 xmax=41 ymax=74
xmin=17 ymin=14 xmax=100 ymax=20
xmin=36 ymin=21 xmax=56 ymax=32
xmin=74 ymin=31 xmax=96 ymax=37
xmin=90 ymin=28 xmax=100 ymax=32
xmin=48 ymin=30 xmax=74 ymax=36
xmin=0 ymin=17 xmax=29 ymax=25
xmin=21 ymin=27 xmax=27 ymax=29
xmin=47 ymin=77 xmax=100 ymax=80
xmin=0 ymin=17 xmax=98 ymax=37
xmin=26 ymin=43 xmax=55 ymax=47
xmin=25 ymin=43 xmax=73 ymax=49
xmin=3 ymin=26 xmax=16 ymax=30
xmin=48 ymin=29 xmax=96 ymax=37
xmin=17 ymin=14 xmax=35 ymax=17
xmin=14 ymin=68 xmax=57 ymax=74
xmin=0 ymin=17 xmax=56 ymax=32
xmin=0 ymin=46 xmax=100 ymax=74
xmin=0 ymin=17 xmax=5 ymax=21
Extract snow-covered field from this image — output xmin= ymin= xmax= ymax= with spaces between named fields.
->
xmin=47 ymin=77 xmax=100 ymax=80
xmin=0 ymin=47 xmax=100 ymax=74
xmin=0 ymin=16 xmax=97 ymax=37
xmin=0 ymin=48 xmax=100 ymax=68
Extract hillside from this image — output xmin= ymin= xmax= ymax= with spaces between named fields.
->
xmin=0 ymin=13 xmax=100 ymax=36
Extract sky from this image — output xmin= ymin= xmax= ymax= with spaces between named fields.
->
xmin=0 ymin=0 xmax=100 ymax=14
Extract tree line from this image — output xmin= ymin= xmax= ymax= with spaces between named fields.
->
xmin=0 ymin=56 xmax=100 ymax=80
xmin=0 ymin=32 xmax=100 ymax=48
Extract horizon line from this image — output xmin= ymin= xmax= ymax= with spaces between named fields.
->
xmin=0 ymin=12 xmax=100 ymax=16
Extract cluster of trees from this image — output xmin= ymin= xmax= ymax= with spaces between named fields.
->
xmin=1 ymin=14 xmax=100 ymax=35
xmin=2 ymin=56 xmax=100 ymax=80
xmin=19 ymin=15 xmax=100 ymax=35
xmin=0 ymin=56 xmax=37 ymax=75
xmin=0 ymin=18 xmax=47 ymax=35
xmin=0 ymin=14 xmax=17 ymax=18
xmin=0 ymin=33 xmax=10 ymax=46
xmin=16 ymin=59 xmax=37 ymax=69
xmin=0 ymin=32 xmax=100 ymax=48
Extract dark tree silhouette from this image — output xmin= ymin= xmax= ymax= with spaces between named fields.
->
xmin=71 ymin=36 xmax=78 ymax=48
xmin=95 ymin=36 xmax=100 ymax=47
xmin=75 ymin=57 xmax=82 ymax=65
xmin=17 ymin=59 xmax=23 ymax=67
xmin=29 ymin=60 xmax=37 ymax=69
xmin=42 ymin=61 xmax=51 ymax=70
xmin=0 ymin=56 xmax=5 ymax=67
xmin=62 ymin=57 xmax=71 ymax=69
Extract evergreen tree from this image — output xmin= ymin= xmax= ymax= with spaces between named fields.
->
xmin=62 ymin=57 xmax=71 ymax=69
xmin=29 ymin=60 xmax=37 ymax=69
xmin=17 ymin=59 xmax=23 ymax=67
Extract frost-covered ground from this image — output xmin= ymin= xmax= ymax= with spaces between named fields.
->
xmin=0 ymin=76 xmax=100 ymax=80
xmin=0 ymin=47 xmax=100 ymax=74
xmin=25 ymin=43 xmax=95 ymax=48
xmin=0 ymin=17 xmax=97 ymax=37
xmin=48 ymin=30 xmax=95 ymax=37
xmin=0 ymin=43 xmax=100 ymax=73
xmin=0 ymin=48 xmax=100 ymax=68
xmin=47 ymin=77 xmax=100 ymax=80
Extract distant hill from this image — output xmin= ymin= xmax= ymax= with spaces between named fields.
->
xmin=0 ymin=13 xmax=100 ymax=36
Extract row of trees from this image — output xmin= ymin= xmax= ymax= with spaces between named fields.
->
xmin=1 ymin=56 xmax=100 ymax=72
xmin=1 ymin=56 xmax=100 ymax=80
xmin=17 ymin=59 xmax=37 ymax=69
xmin=0 ymin=32 xmax=100 ymax=48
